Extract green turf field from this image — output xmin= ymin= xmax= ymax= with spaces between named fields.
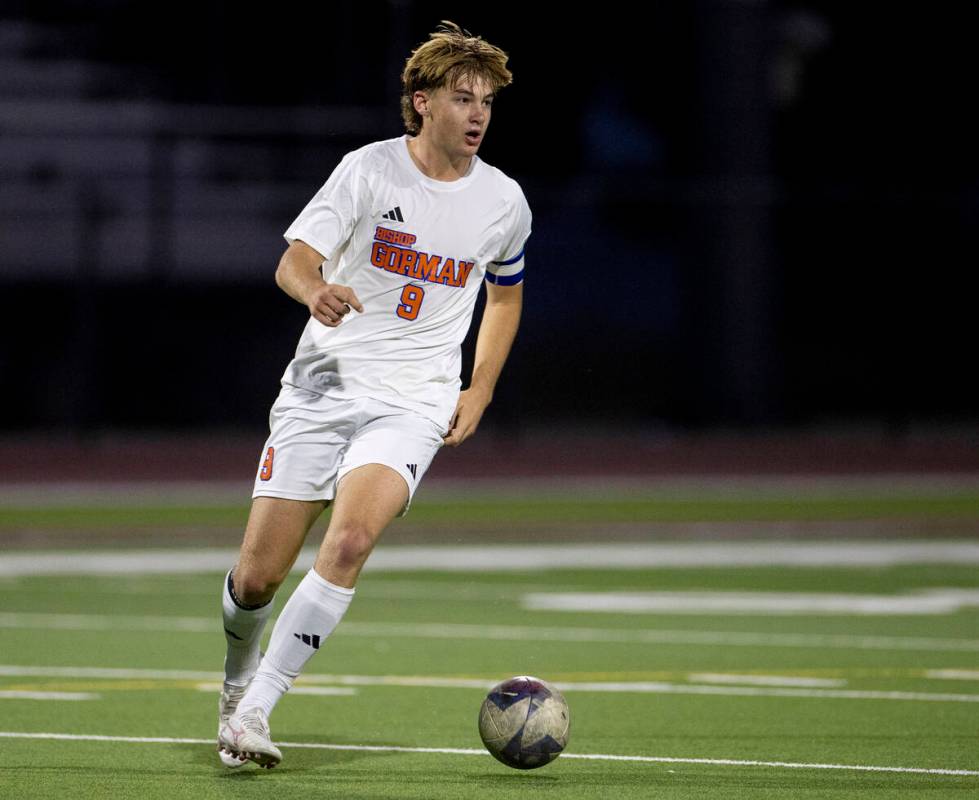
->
xmin=2 ymin=564 xmax=978 ymax=797
xmin=1 ymin=481 xmax=977 ymax=798
xmin=4 ymin=479 xmax=979 ymax=528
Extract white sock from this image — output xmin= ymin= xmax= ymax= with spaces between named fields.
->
xmin=238 ymin=568 xmax=354 ymax=718
xmin=222 ymin=569 xmax=275 ymax=686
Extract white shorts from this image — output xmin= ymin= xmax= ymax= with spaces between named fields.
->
xmin=252 ymin=386 xmax=444 ymax=514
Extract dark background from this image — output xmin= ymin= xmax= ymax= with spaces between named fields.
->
xmin=1 ymin=1 xmax=976 ymax=437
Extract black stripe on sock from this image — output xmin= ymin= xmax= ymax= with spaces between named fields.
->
xmin=223 ymin=626 xmax=244 ymax=641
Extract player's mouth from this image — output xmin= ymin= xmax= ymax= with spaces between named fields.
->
xmin=465 ymin=129 xmax=482 ymax=146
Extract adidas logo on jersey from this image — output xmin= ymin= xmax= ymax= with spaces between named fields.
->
xmin=293 ymin=632 xmax=321 ymax=649
xmin=382 ymin=206 xmax=404 ymax=222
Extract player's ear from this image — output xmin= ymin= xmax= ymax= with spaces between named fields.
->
xmin=413 ymin=90 xmax=430 ymax=117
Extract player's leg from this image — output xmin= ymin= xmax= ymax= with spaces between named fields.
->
xmin=222 ymin=391 xmax=350 ymax=697
xmin=315 ymin=462 xmax=410 ymax=586
xmin=222 ymin=403 xmax=442 ymax=767
xmin=311 ymin=402 xmax=445 ymax=589
xmin=231 ymin=496 xmax=328 ymax=605
xmin=222 ymin=496 xmax=326 ymax=685
xmin=219 ymin=496 xmax=325 ymax=766
xmin=232 ymin=465 xmax=407 ymax=721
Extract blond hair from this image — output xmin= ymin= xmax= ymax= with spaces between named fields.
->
xmin=400 ymin=21 xmax=513 ymax=135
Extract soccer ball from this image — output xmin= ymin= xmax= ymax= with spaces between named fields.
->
xmin=477 ymin=675 xmax=570 ymax=769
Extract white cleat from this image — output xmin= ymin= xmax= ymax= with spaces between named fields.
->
xmin=217 ymin=682 xmax=250 ymax=768
xmin=218 ymin=707 xmax=283 ymax=769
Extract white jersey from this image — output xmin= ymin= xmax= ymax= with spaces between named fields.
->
xmin=281 ymin=134 xmax=532 ymax=429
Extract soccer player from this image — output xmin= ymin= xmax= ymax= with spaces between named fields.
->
xmin=217 ymin=21 xmax=531 ymax=768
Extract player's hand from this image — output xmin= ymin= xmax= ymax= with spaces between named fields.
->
xmin=306 ymin=284 xmax=363 ymax=327
xmin=443 ymin=387 xmax=492 ymax=447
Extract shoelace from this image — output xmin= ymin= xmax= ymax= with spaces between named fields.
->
xmin=238 ymin=711 xmax=270 ymax=738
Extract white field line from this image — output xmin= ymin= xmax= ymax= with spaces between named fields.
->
xmin=686 ymin=673 xmax=847 ymax=688
xmin=522 ymin=589 xmax=979 ymax=616
xmin=2 ymin=612 xmax=979 ymax=653
xmin=553 ymin=684 xmax=979 ymax=703
xmin=0 ymin=691 xmax=98 ymax=701
xmin=0 ymin=612 xmax=217 ymax=632
xmin=1 ymin=665 xmax=978 ymax=704
xmin=0 ymin=665 xmax=222 ymax=681
xmin=271 ymin=686 xmax=359 ymax=697
xmin=4 ymin=541 xmax=979 ymax=577
xmin=343 ymin=622 xmax=977 ymax=654
xmin=0 ymin=731 xmax=975 ymax=777
xmin=925 ymin=670 xmax=979 ymax=681
xmin=195 ymin=682 xmax=357 ymax=697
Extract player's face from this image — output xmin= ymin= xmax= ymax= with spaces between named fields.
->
xmin=423 ymin=76 xmax=494 ymax=158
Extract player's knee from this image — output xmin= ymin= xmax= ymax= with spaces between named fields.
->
xmin=232 ymin=566 xmax=284 ymax=606
xmin=326 ymin=523 xmax=377 ymax=572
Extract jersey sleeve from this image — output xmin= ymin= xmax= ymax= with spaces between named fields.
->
xmin=283 ymin=149 xmax=371 ymax=262
xmin=485 ymin=187 xmax=532 ymax=286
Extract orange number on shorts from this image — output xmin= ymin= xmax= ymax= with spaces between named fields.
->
xmin=397 ymin=285 xmax=425 ymax=321
xmin=259 ymin=446 xmax=275 ymax=481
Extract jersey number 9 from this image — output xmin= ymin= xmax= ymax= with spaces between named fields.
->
xmin=397 ymin=285 xmax=425 ymax=321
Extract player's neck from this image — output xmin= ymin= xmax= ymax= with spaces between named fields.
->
xmin=406 ymin=135 xmax=472 ymax=182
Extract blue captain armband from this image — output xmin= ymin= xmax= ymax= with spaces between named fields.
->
xmin=485 ymin=269 xmax=524 ymax=286
xmin=486 ymin=248 xmax=525 ymax=285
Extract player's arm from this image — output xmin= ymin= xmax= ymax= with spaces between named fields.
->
xmin=275 ymin=240 xmax=363 ymax=327
xmin=443 ymin=280 xmax=523 ymax=447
